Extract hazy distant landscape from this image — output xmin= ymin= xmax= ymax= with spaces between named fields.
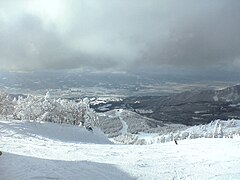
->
xmin=0 ymin=70 xmax=237 ymax=96
xmin=0 ymin=70 xmax=239 ymax=127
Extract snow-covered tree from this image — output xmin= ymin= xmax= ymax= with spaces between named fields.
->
xmin=0 ymin=92 xmax=14 ymax=118
xmin=213 ymin=120 xmax=219 ymax=138
xmin=217 ymin=123 xmax=223 ymax=138
xmin=4 ymin=92 xmax=99 ymax=127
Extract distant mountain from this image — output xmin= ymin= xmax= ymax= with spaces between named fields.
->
xmin=167 ymin=84 xmax=240 ymax=104
xmin=92 ymin=85 xmax=240 ymax=126
xmin=0 ymin=70 xmax=237 ymax=96
xmin=215 ymin=84 xmax=240 ymax=102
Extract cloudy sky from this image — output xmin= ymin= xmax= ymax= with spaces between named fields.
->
xmin=0 ymin=0 xmax=240 ymax=72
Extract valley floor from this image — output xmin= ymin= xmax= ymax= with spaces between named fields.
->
xmin=0 ymin=120 xmax=240 ymax=180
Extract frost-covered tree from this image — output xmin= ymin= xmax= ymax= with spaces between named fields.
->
xmin=213 ymin=120 xmax=219 ymax=138
xmin=3 ymin=92 xmax=99 ymax=127
xmin=0 ymin=92 xmax=15 ymax=118
xmin=217 ymin=123 xmax=223 ymax=138
xmin=81 ymin=98 xmax=99 ymax=127
xmin=13 ymin=95 xmax=43 ymax=120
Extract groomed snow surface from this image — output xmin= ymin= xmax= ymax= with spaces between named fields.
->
xmin=1 ymin=120 xmax=240 ymax=180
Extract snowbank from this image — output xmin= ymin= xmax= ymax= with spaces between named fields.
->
xmin=0 ymin=120 xmax=112 ymax=144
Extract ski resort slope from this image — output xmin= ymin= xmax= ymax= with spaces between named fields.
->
xmin=1 ymin=120 xmax=240 ymax=180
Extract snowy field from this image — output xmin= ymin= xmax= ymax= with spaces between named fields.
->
xmin=1 ymin=120 xmax=240 ymax=180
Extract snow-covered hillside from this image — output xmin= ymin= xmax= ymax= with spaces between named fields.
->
xmin=1 ymin=119 xmax=240 ymax=179
xmin=98 ymin=109 xmax=184 ymax=137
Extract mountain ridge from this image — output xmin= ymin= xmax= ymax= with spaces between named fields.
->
xmin=92 ymin=84 xmax=240 ymax=126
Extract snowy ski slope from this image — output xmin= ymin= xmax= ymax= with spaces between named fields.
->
xmin=0 ymin=119 xmax=240 ymax=179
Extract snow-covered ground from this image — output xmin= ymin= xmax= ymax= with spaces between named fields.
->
xmin=1 ymin=119 xmax=240 ymax=179
xmin=116 ymin=109 xmax=128 ymax=135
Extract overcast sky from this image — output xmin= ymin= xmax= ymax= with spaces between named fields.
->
xmin=0 ymin=0 xmax=240 ymax=72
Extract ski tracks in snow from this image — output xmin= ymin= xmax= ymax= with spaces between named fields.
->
xmin=116 ymin=109 xmax=128 ymax=135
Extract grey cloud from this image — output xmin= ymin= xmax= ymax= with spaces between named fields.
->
xmin=0 ymin=13 xmax=120 ymax=71
xmin=0 ymin=0 xmax=240 ymax=71
xmin=141 ymin=1 xmax=240 ymax=69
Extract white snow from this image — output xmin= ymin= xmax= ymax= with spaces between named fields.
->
xmin=229 ymin=103 xmax=240 ymax=107
xmin=1 ymin=119 xmax=240 ymax=179
xmin=116 ymin=109 xmax=128 ymax=135
xmin=0 ymin=153 xmax=133 ymax=180
xmin=213 ymin=95 xmax=219 ymax=101
xmin=90 ymin=97 xmax=122 ymax=105
xmin=119 ymin=119 xmax=128 ymax=135
xmin=194 ymin=110 xmax=208 ymax=114
xmin=0 ymin=120 xmax=111 ymax=144
xmin=135 ymin=109 xmax=154 ymax=114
